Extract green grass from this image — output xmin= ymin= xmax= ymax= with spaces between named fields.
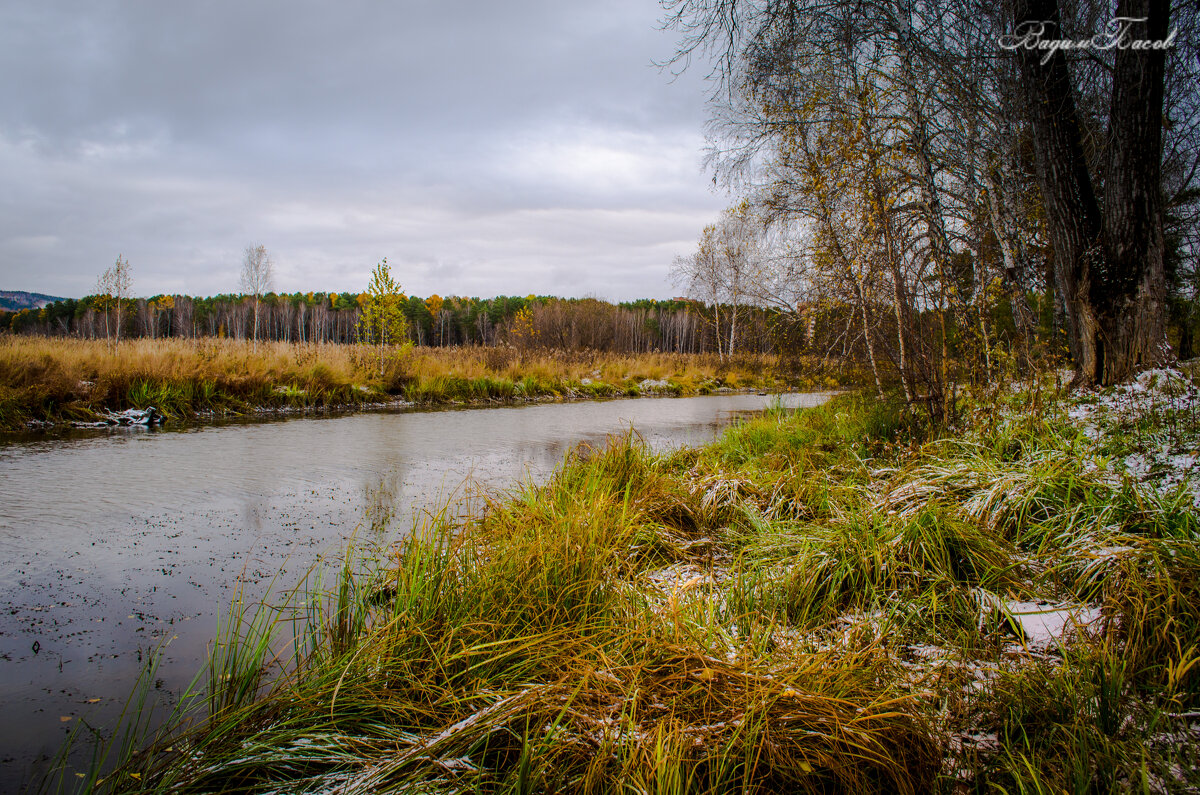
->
xmin=46 ymin=379 xmax=1200 ymax=793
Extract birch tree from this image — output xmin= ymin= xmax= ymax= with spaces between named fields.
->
xmin=240 ymin=244 xmax=274 ymax=352
xmin=97 ymin=255 xmax=132 ymax=348
xmin=672 ymin=224 xmax=725 ymax=356
xmin=718 ymin=200 xmax=761 ymax=356
xmin=673 ymin=203 xmax=764 ymax=358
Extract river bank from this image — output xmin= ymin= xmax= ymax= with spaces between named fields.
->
xmin=1 ymin=392 xmax=830 ymax=790
xmin=0 ymin=337 xmax=824 ymax=432
xmin=53 ymin=371 xmax=1200 ymax=793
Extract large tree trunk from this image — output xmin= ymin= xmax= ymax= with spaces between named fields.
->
xmin=1013 ymin=0 xmax=1169 ymax=385
xmin=1097 ymin=0 xmax=1170 ymax=379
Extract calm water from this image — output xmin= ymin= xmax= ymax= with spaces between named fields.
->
xmin=0 ymin=392 xmax=832 ymax=788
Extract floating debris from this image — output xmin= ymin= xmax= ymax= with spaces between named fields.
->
xmin=71 ymin=406 xmax=165 ymax=428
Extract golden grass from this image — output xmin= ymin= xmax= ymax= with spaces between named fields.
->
xmin=0 ymin=336 xmax=803 ymax=429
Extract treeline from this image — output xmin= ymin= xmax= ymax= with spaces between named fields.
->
xmin=0 ymin=292 xmax=786 ymax=355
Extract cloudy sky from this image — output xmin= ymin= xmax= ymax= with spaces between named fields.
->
xmin=0 ymin=1 xmax=727 ymax=302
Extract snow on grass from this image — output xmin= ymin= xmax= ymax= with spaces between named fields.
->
xmin=1062 ymin=367 xmax=1200 ymax=507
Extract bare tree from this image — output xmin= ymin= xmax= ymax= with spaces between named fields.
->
xmin=673 ymin=202 xmax=769 ymax=358
xmin=717 ymin=200 xmax=761 ymax=356
xmin=240 ymin=244 xmax=274 ymax=351
xmin=672 ymin=224 xmax=725 ymax=356
xmin=97 ymin=255 xmax=132 ymax=348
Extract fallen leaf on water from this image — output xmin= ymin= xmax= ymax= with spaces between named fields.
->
xmin=85 ymin=698 xmax=101 ymax=703
xmin=60 ymin=716 xmax=72 ymax=722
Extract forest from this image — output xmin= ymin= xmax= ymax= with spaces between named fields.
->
xmin=0 ymin=292 xmax=783 ymax=356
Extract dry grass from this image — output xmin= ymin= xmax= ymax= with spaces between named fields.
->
xmin=0 ymin=336 xmax=798 ymax=430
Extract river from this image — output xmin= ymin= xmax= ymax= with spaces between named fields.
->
xmin=0 ymin=392 xmax=832 ymax=788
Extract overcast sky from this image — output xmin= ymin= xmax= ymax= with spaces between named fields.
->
xmin=0 ymin=1 xmax=727 ymax=302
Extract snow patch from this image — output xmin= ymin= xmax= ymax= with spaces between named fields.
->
xmin=975 ymin=590 xmax=1101 ymax=649
xmin=1002 ymin=601 xmax=1103 ymax=649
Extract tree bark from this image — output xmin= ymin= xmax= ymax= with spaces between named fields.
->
xmin=1013 ymin=0 xmax=1170 ymax=385
xmin=1098 ymin=0 xmax=1170 ymax=379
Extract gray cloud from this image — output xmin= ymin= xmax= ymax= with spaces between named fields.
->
xmin=0 ymin=0 xmax=725 ymax=301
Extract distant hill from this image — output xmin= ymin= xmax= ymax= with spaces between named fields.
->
xmin=0 ymin=290 xmax=68 ymax=312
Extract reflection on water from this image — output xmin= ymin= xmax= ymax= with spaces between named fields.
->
xmin=0 ymin=392 xmax=831 ymax=787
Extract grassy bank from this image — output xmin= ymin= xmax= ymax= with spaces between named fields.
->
xmin=0 ymin=337 xmax=813 ymax=431
xmin=54 ymin=372 xmax=1200 ymax=792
